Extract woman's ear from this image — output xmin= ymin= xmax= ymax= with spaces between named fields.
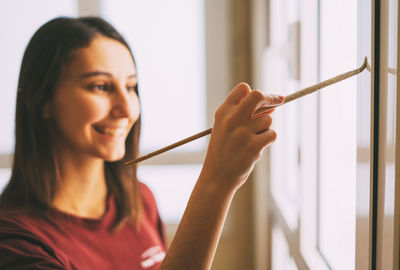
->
xmin=42 ymin=103 xmax=51 ymax=119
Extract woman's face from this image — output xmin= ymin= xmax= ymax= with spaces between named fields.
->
xmin=47 ymin=35 xmax=140 ymax=162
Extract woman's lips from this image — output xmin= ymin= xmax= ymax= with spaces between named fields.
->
xmin=93 ymin=125 xmax=127 ymax=137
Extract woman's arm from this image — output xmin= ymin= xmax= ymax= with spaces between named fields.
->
xmin=160 ymin=83 xmax=284 ymax=270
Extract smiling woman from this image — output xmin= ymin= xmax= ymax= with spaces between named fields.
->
xmin=0 ymin=17 xmax=160 ymax=269
xmin=0 ymin=16 xmax=283 ymax=270
xmin=1 ymin=17 xmax=143 ymax=226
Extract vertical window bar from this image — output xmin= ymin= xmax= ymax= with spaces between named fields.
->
xmin=371 ymin=0 xmax=381 ymax=269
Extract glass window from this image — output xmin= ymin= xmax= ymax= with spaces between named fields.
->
xmin=355 ymin=0 xmax=372 ymax=269
xmin=267 ymin=0 xmax=301 ymax=231
xmin=272 ymin=225 xmax=298 ymax=270
xmin=265 ymin=0 xmax=398 ymax=269
xmin=317 ymin=0 xmax=357 ymax=269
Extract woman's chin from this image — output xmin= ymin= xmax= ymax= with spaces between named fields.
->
xmin=102 ymin=150 xmax=126 ymax=162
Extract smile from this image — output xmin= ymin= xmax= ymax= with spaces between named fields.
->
xmin=93 ymin=125 xmax=127 ymax=137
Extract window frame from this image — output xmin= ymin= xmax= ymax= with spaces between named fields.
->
xmin=252 ymin=0 xmax=400 ymax=269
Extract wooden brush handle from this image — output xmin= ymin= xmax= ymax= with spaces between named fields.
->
xmin=125 ymin=57 xmax=368 ymax=166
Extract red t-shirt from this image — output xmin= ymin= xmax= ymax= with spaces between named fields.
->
xmin=0 ymin=183 xmax=166 ymax=270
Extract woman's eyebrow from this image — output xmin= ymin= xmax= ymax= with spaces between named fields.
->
xmin=127 ymin=74 xmax=137 ymax=80
xmin=79 ymin=71 xmax=137 ymax=79
xmin=80 ymin=71 xmax=112 ymax=78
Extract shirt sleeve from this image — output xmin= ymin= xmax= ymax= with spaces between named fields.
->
xmin=0 ymin=238 xmax=66 ymax=270
xmin=0 ymin=215 xmax=67 ymax=270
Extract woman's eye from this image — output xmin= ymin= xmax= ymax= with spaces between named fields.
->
xmin=126 ymin=85 xmax=137 ymax=92
xmin=89 ymin=83 xmax=109 ymax=91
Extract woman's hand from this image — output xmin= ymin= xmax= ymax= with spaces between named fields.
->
xmin=201 ymin=82 xmax=284 ymax=192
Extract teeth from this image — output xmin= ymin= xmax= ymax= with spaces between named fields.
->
xmin=95 ymin=126 xmax=126 ymax=137
xmin=104 ymin=127 xmax=117 ymax=136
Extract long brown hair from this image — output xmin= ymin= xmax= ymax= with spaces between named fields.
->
xmin=0 ymin=17 xmax=142 ymax=229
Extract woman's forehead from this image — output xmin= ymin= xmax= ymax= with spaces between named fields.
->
xmin=65 ymin=36 xmax=136 ymax=78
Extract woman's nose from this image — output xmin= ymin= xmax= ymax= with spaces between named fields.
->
xmin=111 ymin=85 xmax=135 ymax=119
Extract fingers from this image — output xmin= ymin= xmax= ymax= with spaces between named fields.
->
xmin=236 ymin=90 xmax=284 ymax=120
xmin=264 ymin=94 xmax=286 ymax=105
xmin=254 ymin=129 xmax=277 ymax=149
xmin=248 ymin=115 xmax=272 ymax=134
xmin=224 ymin=82 xmax=252 ymax=106
xmin=247 ymin=113 xmax=276 ymax=153
xmin=254 ymin=107 xmax=275 ymax=116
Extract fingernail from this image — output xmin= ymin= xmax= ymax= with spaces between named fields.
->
xmin=271 ymin=95 xmax=285 ymax=104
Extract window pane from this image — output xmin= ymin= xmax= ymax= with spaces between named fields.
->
xmin=318 ymin=0 xmax=357 ymax=269
xmin=267 ymin=0 xmax=300 ymax=231
xmin=355 ymin=1 xmax=372 ymax=269
xmin=0 ymin=0 xmax=78 ymax=153
xmin=137 ymin=165 xmax=201 ymax=223
xmin=101 ymin=0 xmax=206 ymax=153
xmin=272 ymin=225 xmax=298 ymax=270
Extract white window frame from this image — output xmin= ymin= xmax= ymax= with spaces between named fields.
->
xmin=252 ymin=0 xmax=400 ymax=269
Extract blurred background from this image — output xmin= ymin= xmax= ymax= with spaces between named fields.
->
xmin=0 ymin=0 xmax=398 ymax=269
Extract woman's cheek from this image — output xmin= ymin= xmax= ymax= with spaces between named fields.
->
xmin=131 ymin=97 xmax=141 ymax=122
xmin=76 ymin=96 xmax=110 ymax=123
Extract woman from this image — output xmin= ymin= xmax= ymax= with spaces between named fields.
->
xmin=0 ymin=17 xmax=283 ymax=269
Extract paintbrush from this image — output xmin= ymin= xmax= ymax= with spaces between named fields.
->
xmin=125 ymin=57 xmax=368 ymax=167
